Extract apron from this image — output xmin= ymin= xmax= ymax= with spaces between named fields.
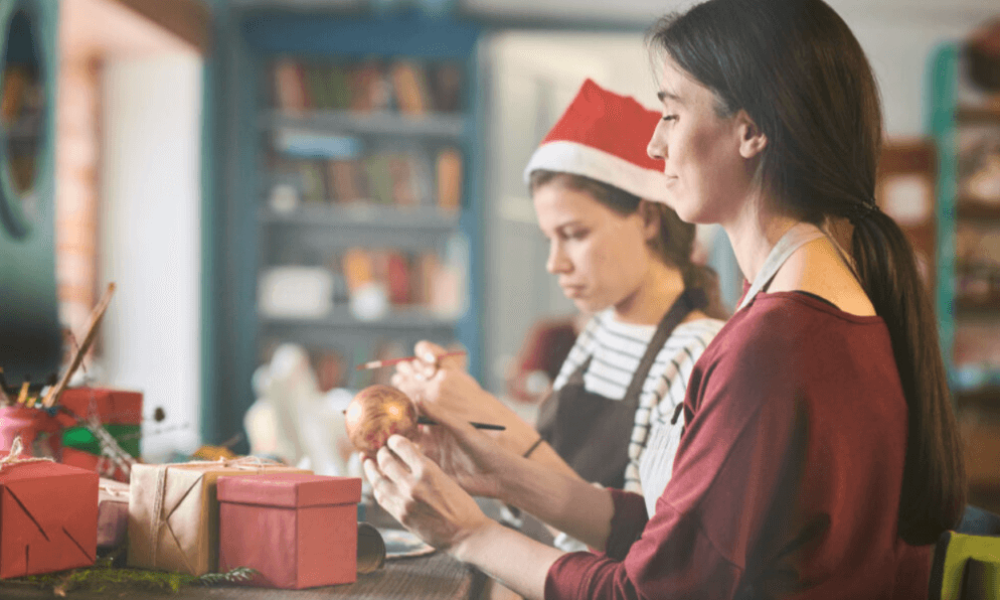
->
xmin=638 ymin=223 xmax=826 ymax=518
xmin=536 ymin=287 xmax=706 ymax=489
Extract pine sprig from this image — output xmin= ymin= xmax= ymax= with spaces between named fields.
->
xmin=197 ymin=566 xmax=258 ymax=585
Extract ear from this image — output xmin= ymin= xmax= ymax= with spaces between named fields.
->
xmin=638 ymin=201 xmax=661 ymax=242
xmin=736 ymin=110 xmax=767 ymax=159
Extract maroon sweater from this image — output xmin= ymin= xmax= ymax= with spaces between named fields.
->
xmin=545 ymin=291 xmax=931 ymax=599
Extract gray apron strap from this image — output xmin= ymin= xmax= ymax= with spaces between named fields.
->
xmin=736 ymin=223 xmax=826 ymax=313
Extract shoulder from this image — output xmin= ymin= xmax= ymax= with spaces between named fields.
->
xmin=690 ymin=292 xmax=890 ymax=408
xmin=722 ymin=293 xmax=878 ymax=353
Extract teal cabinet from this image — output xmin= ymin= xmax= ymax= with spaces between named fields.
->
xmin=0 ymin=0 xmax=61 ymax=391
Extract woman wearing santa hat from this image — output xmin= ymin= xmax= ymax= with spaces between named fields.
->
xmin=367 ymin=0 xmax=966 ymax=597
xmin=393 ymin=78 xmax=727 ymax=524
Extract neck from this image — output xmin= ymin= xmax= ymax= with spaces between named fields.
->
xmin=612 ymin=260 xmax=686 ymax=325
xmin=720 ymin=191 xmax=801 ymax=284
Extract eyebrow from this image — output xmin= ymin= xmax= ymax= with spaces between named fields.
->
xmin=657 ymin=90 xmax=682 ymax=104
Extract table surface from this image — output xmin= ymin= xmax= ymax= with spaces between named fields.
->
xmin=0 ymin=502 xmax=486 ymax=600
xmin=0 ymin=550 xmax=484 ymax=600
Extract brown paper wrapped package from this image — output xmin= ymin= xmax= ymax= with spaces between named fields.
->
xmin=127 ymin=460 xmax=310 ymax=576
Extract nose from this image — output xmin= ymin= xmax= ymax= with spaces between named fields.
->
xmin=647 ymin=121 xmax=667 ymax=161
xmin=546 ymin=240 xmax=571 ymax=275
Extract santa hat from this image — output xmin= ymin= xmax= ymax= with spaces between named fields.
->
xmin=523 ymin=79 xmax=669 ymax=203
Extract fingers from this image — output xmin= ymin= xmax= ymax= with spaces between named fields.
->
xmin=363 ymin=457 xmax=397 ymax=509
xmin=395 ymin=359 xmax=425 ymax=382
xmin=377 ymin=441 xmax=416 ymax=482
xmin=415 ymin=340 xmax=447 ymax=363
xmin=387 ymin=435 xmax=427 ymax=474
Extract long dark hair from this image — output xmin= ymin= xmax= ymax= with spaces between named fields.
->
xmin=648 ymin=0 xmax=965 ymax=545
xmin=530 ymin=170 xmax=728 ymax=321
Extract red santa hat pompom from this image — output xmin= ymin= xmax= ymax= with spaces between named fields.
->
xmin=523 ymin=78 xmax=670 ymax=203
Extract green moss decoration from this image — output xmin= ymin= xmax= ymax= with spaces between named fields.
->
xmin=8 ymin=558 xmax=258 ymax=596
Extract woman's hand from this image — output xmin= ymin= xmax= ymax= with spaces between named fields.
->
xmin=393 ymin=341 xmax=541 ymax=456
xmin=409 ymin=409 xmax=513 ymax=499
xmin=363 ymin=434 xmax=492 ymax=552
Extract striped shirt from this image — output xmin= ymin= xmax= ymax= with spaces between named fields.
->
xmin=552 ymin=309 xmax=725 ymax=493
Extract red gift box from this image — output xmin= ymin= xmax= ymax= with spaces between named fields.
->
xmin=56 ymin=388 xmax=143 ymax=428
xmin=217 ymin=473 xmax=362 ymax=589
xmin=0 ymin=454 xmax=99 ymax=578
xmin=60 ymin=447 xmax=130 ymax=483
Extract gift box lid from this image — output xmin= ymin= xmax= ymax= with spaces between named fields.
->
xmin=0 ymin=453 xmax=97 ymax=483
xmin=56 ymin=388 xmax=143 ymax=427
xmin=217 ymin=473 xmax=361 ymax=508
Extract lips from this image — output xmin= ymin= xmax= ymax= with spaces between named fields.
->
xmin=561 ymin=285 xmax=585 ymax=298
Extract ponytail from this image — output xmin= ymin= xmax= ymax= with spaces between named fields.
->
xmin=852 ymin=210 xmax=966 ymax=544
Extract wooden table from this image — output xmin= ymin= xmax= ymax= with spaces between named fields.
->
xmin=0 ymin=549 xmax=486 ymax=599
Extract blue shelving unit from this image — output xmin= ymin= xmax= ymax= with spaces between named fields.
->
xmin=204 ymin=5 xmax=484 ymax=446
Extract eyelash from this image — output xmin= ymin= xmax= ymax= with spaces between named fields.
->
xmin=560 ymin=230 xmax=587 ymax=241
xmin=662 ymin=115 xmax=678 ymax=122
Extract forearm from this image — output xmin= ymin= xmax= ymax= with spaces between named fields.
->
xmin=498 ymin=452 xmax=615 ymax=551
xmin=451 ymin=520 xmax=563 ymax=600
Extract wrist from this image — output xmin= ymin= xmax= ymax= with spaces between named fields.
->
xmin=449 ymin=518 xmax=502 ymax=565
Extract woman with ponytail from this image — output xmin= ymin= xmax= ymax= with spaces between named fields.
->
xmin=363 ymin=1 xmax=966 ymax=598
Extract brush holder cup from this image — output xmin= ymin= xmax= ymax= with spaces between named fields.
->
xmin=0 ymin=405 xmax=63 ymax=457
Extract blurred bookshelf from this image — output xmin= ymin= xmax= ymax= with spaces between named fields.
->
xmin=206 ymin=8 xmax=483 ymax=444
xmin=930 ymin=45 xmax=1000 ymax=418
xmin=929 ymin=41 xmax=1000 ymax=513
xmin=929 ymin=44 xmax=1000 ymax=511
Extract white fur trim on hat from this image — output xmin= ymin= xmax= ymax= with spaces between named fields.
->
xmin=523 ymin=140 xmax=671 ymax=204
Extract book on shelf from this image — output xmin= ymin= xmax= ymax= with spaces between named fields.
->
xmin=349 ymin=61 xmax=393 ymax=112
xmin=364 ymin=153 xmax=395 ymax=205
xmin=436 ymin=147 xmax=463 ymax=210
xmin=326 ymin=64 xmax=352 ymax=111
xmin=385 ymin=251 xmax=411 ymax=305
xmin=429 ymin=63 xmax=463 ymax=113
xmin=327 ymin=158 xmax=367 ymax=203
xmin=277 ymin=149 xmax=442 ymax=209
xmin=297 ymin=160 xmax=327 ymax=204
xmin=273 ymin=59 xmax=309 ymax=112
xmin=389 ymin=61 xmax=431 ymax=116
xmin=272 ymin=58 xmax=463 ymax=115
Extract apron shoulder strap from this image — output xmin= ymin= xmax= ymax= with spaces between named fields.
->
xmin=621 ymin=288 xmax=706 ymax=408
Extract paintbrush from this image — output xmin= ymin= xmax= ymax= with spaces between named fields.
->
xmin=42 ymin=283 xmax=116 ymax=408
xmin=417 ymin=415 xmax=506 ymax=431
xmin=355 ymin=350 xmax=466 ymax=371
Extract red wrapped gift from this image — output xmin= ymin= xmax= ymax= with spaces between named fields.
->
xmin=56 ymin=388 xmax=143 ymax=428
xmin=218 ymin=473 xmax=362 ymax=589
xmin=60 ymin=446 xmax=130 ymax=483
xmin=0 ymin=449 xmax=99 ymax=578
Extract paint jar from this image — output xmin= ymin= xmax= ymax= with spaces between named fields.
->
xmin=0 ymin=405 xmax=63 ymax=457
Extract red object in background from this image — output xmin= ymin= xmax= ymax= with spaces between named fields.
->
xmin=56 ymin=388 xmax=143 ymax=428
xmin=507 ymin=319 xmax=578 ymax=403
xmin=217 ymin=473 xmax=362 ymax=589
xmin=0 ymin=406 xmax=63 ymax=457
xmin=60 ymin=447 xmax=129 ymax=483
xmin=0 ymin=457 xmax=98 ymax=578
